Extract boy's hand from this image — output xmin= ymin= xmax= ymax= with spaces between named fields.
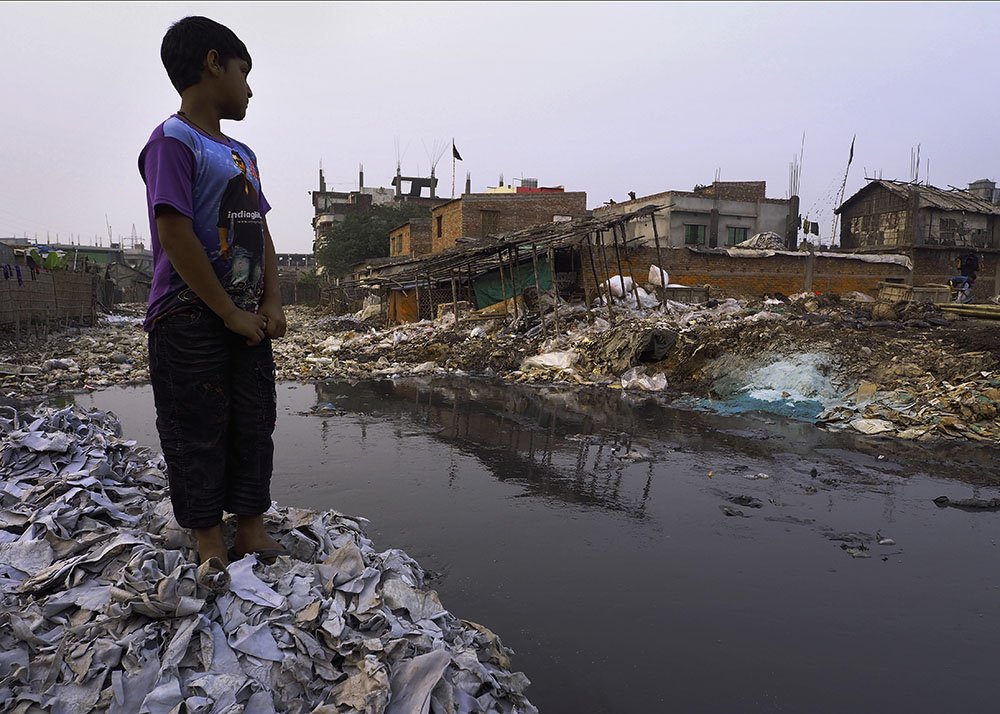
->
xmin=259 ymin=300 xmax=286 ymax=339
xmin=224 ymin=308 xmax=268 ymax=346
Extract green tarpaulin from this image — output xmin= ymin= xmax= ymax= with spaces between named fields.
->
xmin=473 ymin=258 xmax=552 ymax=308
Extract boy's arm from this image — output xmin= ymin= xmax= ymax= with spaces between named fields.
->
xmin=259 ymin=218 xmax=286 ymax=339
xmin=156 ymin=207 xmax=268 ymax=345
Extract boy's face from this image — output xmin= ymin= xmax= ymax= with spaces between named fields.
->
xmin=217 ymin=57 xmax=253 ymax=121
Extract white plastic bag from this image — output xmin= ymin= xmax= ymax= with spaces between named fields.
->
xmin=603 ymin=275 xmax=633 ymax=299
xmin=521 ymin=351 xmax=579 ymax=371
xmin=620 ymin=366 xmax=667 ymax=391
xmin=648 ymin=265 xmax=669 ymax=288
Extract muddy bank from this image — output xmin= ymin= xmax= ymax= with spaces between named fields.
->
xmin=2 ymin=294 xmax=999 ymax=443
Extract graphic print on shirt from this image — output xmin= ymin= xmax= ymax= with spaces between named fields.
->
xmin=216 ymin=149 xmax=265 ymax=309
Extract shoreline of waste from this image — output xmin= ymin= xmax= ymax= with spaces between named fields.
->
xmin=1 ymin=290 xmax=998 ymax=444
xmin=0 ymin=405 xmax=537 ymax=713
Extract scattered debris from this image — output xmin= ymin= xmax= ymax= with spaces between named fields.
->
xmin=933 ymin=495 xmax=1000 ymax=511
xmin=3 ymin=291 xmax=999 ymax=445
xmin=726 ymin=495 xmax=765 ymax=509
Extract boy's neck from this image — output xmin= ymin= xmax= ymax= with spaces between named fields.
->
xmin=177 ymin=100 xmax=226 ymax=140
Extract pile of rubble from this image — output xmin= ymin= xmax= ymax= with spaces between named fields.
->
xmin=0 ymin=406 xmax=536 ymax=713
xmin=2 ymin=292 xmax=998 ymax=444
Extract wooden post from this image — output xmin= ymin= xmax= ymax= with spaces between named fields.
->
xmin=530 ymin=243 xmax=545 ymax=333
xmin=426 ymin=273 xmax=434 ymax=320
xmin=598 ymin=229 xmax=616 ymax=316
xmin=497 ymin=250 xmax=509 ymax=316
xmin=650 ymin=209 xmax=666 ymax=293
xmin=617 ymin=222 xmax=643 ymax=307
xmin=579 ymin=240 xmax=594 ymax=324
xmin=451 ymin=272 xmax=459 ymax=328
xmin=611 ymin=223 xmax=633 ymax=306
xmin=547 ymin=245 xmax=561 ymax=334
xmin=509 ymin=247 xmax=520 ymax=320
xmin=588 ymin=233 xmax=615 ymax=323
xmin=414 ymin=277 xmax=421 ymax=321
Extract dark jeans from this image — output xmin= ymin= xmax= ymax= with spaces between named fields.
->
xmin=148 ymin=307 xmax=277 ymax=529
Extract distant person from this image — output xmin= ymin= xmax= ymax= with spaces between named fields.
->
xmin=138 ymin=16 xmax=287 ymax=590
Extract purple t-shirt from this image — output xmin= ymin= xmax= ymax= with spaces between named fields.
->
xmin=138 ymin=114 xmax=271 ymax=331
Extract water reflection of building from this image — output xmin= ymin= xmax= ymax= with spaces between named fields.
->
xmin=314 ymin=379 xmax=655 ymax=518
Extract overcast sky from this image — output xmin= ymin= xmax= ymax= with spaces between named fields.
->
xmin=2 ymin=1 xmax=998 ymax=254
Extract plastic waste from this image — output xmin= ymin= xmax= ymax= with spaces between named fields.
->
xmin=42 ymin=358 xmax=79 ymax=371
xmin=603 ymin=275 xmax=634 ymax=299
xmin=648 ymin=265 xmax=669 ymax=288
xmin=521 ymin=351 xmax=579 ymax=371
xmin=620 ymin=366 xmax=667 ymax=391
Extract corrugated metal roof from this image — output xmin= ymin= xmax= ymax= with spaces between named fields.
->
xmin=838 ymin=180 xmax=1000 ymax=215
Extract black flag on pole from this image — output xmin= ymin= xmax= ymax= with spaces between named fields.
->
xmin=452 ymin=141 xmax=462 ymax=161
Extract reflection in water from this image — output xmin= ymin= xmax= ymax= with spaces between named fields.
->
xmin=315 ymin=377 xmax=1000 ymax=494
xmin=316 ymin=380 xmax=659 ymax=518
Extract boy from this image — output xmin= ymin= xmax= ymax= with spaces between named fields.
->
xmin=139 ymin=16 xmax=287 ymax=588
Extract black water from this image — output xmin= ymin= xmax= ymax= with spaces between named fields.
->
xmin=70 ymin=379 xmax=1000 ymax=713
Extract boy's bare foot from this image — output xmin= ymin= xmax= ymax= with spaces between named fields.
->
xmin=192 ymin=524 xmax=231 ymax=592
xmin=232 ymin=514 xmax=287 ymax=560
xmin=193 ymin=524 xmax=229 ymax=566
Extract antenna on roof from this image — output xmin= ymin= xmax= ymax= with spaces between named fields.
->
xmin=909 ymin=144 xmax=921 ymax=183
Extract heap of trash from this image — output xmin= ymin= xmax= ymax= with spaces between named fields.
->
xmin=2 ymin=286 xmax=998 ymax=444
xmin=0 ymin=406 xmax=537 ymax=713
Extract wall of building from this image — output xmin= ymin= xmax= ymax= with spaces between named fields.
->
xmin=910 ymin=247 xmax=1000 ymax=301
xmin=388 ymin=224 xmax=411 ymax=258
xmin=841 ymin=185 xmax=1000 ymax=251
xmin=0 ymin=271 xmax=97 ymax=328
xmin=597 ymin=192 xmax=790 ymax=249
xmin=409 ymin=219 xmax=432 ymax=256
xmin=430 ymin=192 xmax=588 ymax=253
xmin=918 ymin=210 xmax=997 ymax=248
xmin=431 ymin=201 xmax=465 ymax=253
xmin=360 ymin=186 xmax=397 ymax=207
xmin=578 ymin=245 xmax=910 ymax=302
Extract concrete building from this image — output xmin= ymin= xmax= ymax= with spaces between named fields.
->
xmin=429 ymin=191 xmax=588 ymax=253
xmin=388 ymin=218 xmax=432 ymax=259
xmin=312 ymin=165 xmax=449 ymax=257
xmin=276 ymin=253 xmax=316 ymax=275
xmin=592 ymin=181 xmax=795 ymax=250
xmin=835 ymin=178 xmax=1000 ymax=299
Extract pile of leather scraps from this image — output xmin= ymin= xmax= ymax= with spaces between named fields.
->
xmin=0 ymin=406 xmax=536 ymax=714
xmin=817 ymin=371 xmax=1000 ymax=443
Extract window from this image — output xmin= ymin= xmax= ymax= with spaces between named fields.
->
xmin=727 ymin=227 xmax=748 ymax=245
xmin=684 ymin=224 xmax=706 ymax=245
xmin=436 ymin=216 xmax=443 ymax=238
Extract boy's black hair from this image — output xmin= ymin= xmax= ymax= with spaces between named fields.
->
xmin=160 ymin=16 xmax=252 ymax=94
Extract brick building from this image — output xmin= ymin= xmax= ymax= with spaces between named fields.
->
xmin=836 ymin=179 xmax=1000 ymax=300
xmin=388 ymin=218 xmax=432 ymax=258
xmin=592 ymin=181 xmax=796 ymax=250
xmin=429 ymin=191 xmax=588 ymax=254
